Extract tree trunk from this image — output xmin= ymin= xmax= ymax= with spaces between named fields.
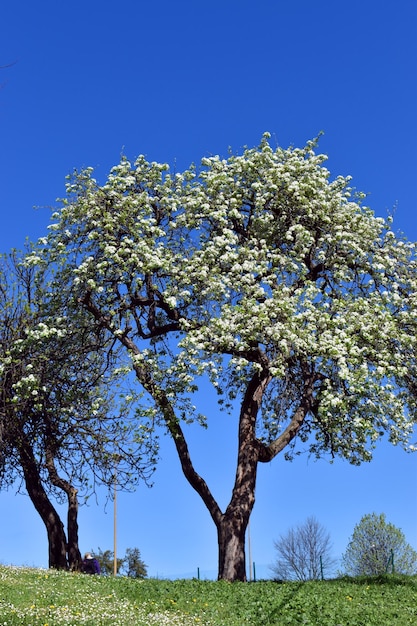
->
xmin=45 ymin=449 xmax=81 ymax=570
xmin=168 ymin=369 xmax=266 ymax=582
xmin=217 ymin=507 xmax=250 ymax=581
xmin=169 ymin=364 xmax=315 ymax=581
xmin=215 ymin=428 xmax=259 ymax=581
xmin=150 ymin=367 xmax=269 ymax=581
xmin=66 ymin=487 xmax=81 ymax=570
xmin=214 ymin=370 xmax=268 ymax=580
xmin=125 ymin=331 xmax=313 ymax=581
xmin=19 ymin=441 xmax=68 ymax=569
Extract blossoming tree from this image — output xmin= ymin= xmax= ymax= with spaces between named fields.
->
xmin=35 ymin=135 xmax=417 ymax=580
xmin=0 ymin=252 xmax=156 ymax=569
xmin=342 ymin=512 xmax=417 ymax=575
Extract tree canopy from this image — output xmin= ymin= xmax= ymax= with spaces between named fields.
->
xmin=29 ymin=134 xmax=417 ymax=580
xmin=341 ymin=513 xmax=417 ymax=576
xmin=0 ymin=251 xmax=157 ymax=568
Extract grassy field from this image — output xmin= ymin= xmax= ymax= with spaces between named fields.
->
xmin=0 ymin=566 xmax=416 ymax=625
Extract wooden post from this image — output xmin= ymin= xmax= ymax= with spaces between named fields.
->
xmin=113 ymin=463 xmax=117 ymax=576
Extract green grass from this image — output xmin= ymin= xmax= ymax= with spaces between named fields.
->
xmin=0 ymin=566 xmax=416 ymax=625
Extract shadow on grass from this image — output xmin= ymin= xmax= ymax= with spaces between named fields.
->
xmin=261 ymin=581 xmax=305 ymax=624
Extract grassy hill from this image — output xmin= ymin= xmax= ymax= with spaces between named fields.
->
xmin=0 ymin=565 xmax=416 ymax=625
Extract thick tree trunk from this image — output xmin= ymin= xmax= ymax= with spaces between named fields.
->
xmin=215 ymin=368 xmax=320 ymax=579
xmin=213 ymin=370 xmax=268 ymax=581
xmin=19 ymin=441 xmax=68 ymax=569
xmin=148 ymin=367 xmax=269 ymax=581
xmin=66 ymin=487 xmax=81 ymax=571
xmin=217 ymin=507 xmax=250 ymax=581
xmin=127 ymin=333 xmax=313 ymax=581
xmin=46 ymin=449 xmax=81 ymax=570
xmin=215 ymin=430 xmax=259 ymax=581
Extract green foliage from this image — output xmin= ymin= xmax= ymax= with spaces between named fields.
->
xmin=341 ymin=513 xmax=417 ymax=576
xmin=122 ymin=546 xmax=147 ymax=578
xmin=94 ymin=547 xmax=123 ymax=575
xmin=1 ymin=565 xmax=417 ymax=625
xmin=94 ymin=546 xmax=147 ymax=578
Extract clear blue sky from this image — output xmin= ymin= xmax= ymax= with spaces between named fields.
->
xmin=0 ymin=0 xmax=416 ymax=578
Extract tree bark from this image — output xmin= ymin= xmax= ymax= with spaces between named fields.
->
xmin=217 ymin=518 xmax=246 ymax=581
xmin=215 ymin=370 xmax=268 ymax=580
xmin=136 ymin=363 xmax=270 ymax=581
xmin=45 ymin=449 xmax=82 ymax=571
xmin=19 ymin=440 xmax=68 ymax=569
xmin=66 ymin=486 xmax=81 ymax=571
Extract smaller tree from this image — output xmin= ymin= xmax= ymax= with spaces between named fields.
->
xmin=270 ymin=516 xmax=336 ymax=581
xmin=341 ymin=513 xmax=417 ymax=576
xmin=94 ymin=547 xmax=124 ymax=575
xmin=122 ymin=547 xmax=147 ymax=578
xmin=93 ymin=547 xmax=147 ymax=577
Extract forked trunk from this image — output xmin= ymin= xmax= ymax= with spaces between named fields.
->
xmin=214 ymin=372 xmax=267 ymax=581
xmin=122 ymin=334 xmax=275 ymax=582
xmin=150 ymin=368 xmax=268 ymax=582
xmin=215 ymin=442 xmax=257 ymax=582
xmin=46 ymin=449 xmax=81 ymax=570
xmin=19 ymin=442 xmax=68 ymax=569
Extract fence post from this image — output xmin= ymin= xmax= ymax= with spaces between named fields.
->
xmin=385 ymin=549 xmax=394 ymax=574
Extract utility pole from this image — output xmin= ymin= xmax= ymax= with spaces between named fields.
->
xmin=113 ymin=461 xmax=117 ymax=576
xmin=247 ymin=519 xmax=253 ymax=581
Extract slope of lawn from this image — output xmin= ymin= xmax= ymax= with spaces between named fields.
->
xmin=0 ymin=565 xmax=416 ymax=625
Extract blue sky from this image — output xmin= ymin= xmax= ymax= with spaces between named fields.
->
xmin=0 ymin=0 xmax=416 ymax=578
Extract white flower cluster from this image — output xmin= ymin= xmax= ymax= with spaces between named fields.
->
xmin=34 ymin=134 xmax=417 ymax=461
